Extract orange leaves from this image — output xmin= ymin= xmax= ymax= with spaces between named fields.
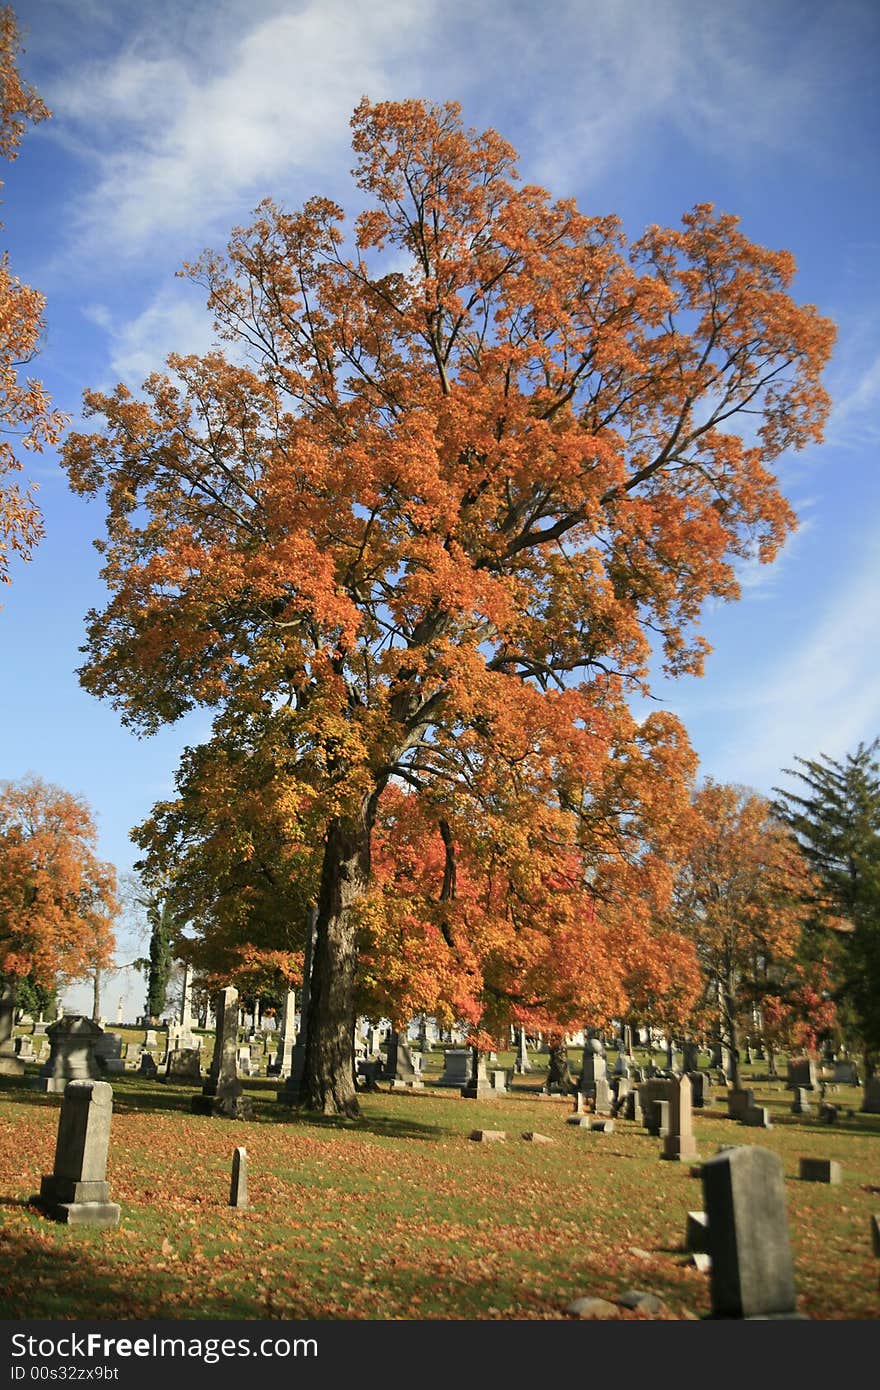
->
xmin=0 ymin=775 xmax=118 ymax=986
xmin=0 ymin=12 xmax=65 ymax=588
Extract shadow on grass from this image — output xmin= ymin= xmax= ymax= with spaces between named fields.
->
xmin=1 ymin=1074 xmax=451 ymax=1141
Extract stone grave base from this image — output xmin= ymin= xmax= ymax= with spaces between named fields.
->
xmin=32 ymin=1177 xmax=120 ymax=1228
xmin=461 ymin=1083 xmax=495 ymax=1100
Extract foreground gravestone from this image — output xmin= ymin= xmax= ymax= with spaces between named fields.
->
xmin=383 ymin=1032 xmax=425 ymax=1090
xmin=36 ymin=1017 xmax=104 ymax=1093
xmin=33 ymin=1081 xmax=120 ymax=1227
xmin=701 ymin=1146 xmax=798 ymax=1319
xmin=0 ymin=984 xmax=24 ymax=1076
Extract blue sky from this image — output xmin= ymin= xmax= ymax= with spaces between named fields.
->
xmin=1 ymin=0 xmax=878 ymax=1015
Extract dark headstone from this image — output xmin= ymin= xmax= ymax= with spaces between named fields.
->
xmin=702 ymin=1146 xmax=797 ymax=1319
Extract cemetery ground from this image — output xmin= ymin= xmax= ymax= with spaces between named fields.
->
xmin=0 ymin=1048 xmax=877 ymax=1321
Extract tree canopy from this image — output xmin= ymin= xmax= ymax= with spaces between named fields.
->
xmin=0 ymin=774 xmax=118 ymax=990
xmin=64 ymin=98 xmax=834 ymax=1113
xmin=0 ymin=7 xmax=66 ymax=588
xmin=774 ymin=739 xmax=880 ymax=1063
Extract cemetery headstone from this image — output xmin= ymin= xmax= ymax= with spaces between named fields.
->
xmin=229 ymin=1146 xmax=249 ymax=1208
xmin=791 ymin=1087 xmax=812 ymax=1116
xmin=701 ymin=1146 xmax=798 ymax=1319
xmin=0 ymin=983 xmax=24 ymax=1076
xmin=461 ymin=1048 xmax=494 ymax=1100
xmin=786 ymin=1056 xmax=818 ymax=1091
xmin=36 ymin=1017 xmax=104 ymax=1093
xmin=32 ymin=1080 xmax=120 ymax=1226
xmin=799 ymin=1158 xmax=841 ymax=1184
xmin=192 ymin=986 xmax=253 ymax=1118
xmin=662 ymin=1074 xmax=698 ymax=1162
xmin=277 ymin=907 xmax=317 ymax=1105
xmin=165 ymin=1047 xmax=202 ymax=1081
xmin=437 ymin=1049 xmax=472 ymax=1088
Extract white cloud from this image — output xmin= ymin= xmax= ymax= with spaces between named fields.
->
xmin=86 ymin=283 xmax=217 ymax=388
xmin=51 ymin=0 xmax=431 ymax=259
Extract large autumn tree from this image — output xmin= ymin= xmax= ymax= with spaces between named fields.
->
xmin=0 ymin=8 xmax=66 ymax=588
xmin=0 ymin=775 xmax=118 ymax=995
xmin=664 ymin=782 xmax=818 ymax=1086
xmin=64 ymin=99 xmax=834 ymax=1114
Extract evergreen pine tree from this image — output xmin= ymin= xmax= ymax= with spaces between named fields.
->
xmin=774 ymin=740 xmax=880 ymax=1066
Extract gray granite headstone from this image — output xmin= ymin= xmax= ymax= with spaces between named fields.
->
xmin=461 ymin=1047 xmax=494 ymax=1099
xmin=662 ymin=1074 xmax=698 ymax=1162
xmin=702 ymin=1146 xmax=797 ymax=1319
xmin=33 ymin=1080 xmax=120 ymax=1226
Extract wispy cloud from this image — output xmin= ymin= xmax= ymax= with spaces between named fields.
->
xmin=84 ymin=284 xmax=217 ymax=389
xmin=49 ymin=0 xmax=431 ymax=260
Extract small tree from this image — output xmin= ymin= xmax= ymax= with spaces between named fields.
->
xmin=0 ymin=775 xmax=118 ymax=997
xmin=665 ymin=782 xmax=815 ymax=1087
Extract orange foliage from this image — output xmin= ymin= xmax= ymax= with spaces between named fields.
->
xmin=63 ymin=99 xmax=834 ymax=1108
xmin=666 ymin=781 xmax=820 ymax=1058
xmin=0 ymin=775 xmax=118 ymax=987
xmin=0 ymin=9 xmax=67 ymax=587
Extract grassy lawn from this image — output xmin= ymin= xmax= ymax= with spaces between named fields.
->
xmin=0 ymin=1055 xmax=877 ymax=1320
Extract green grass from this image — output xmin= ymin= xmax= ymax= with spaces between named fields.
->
xmin=0 ymin=1057 xmax=877 ymax=1320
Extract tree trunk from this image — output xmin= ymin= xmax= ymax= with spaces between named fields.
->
xmin=92 ymin=968 xmax=101 ymax=1023
xmin=304 ymin=811 xmax=372 ymax=1116
xmin=546 ymin=1033 xmax=574 ymax=1092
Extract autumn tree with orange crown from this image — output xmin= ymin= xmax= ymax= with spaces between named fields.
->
xmin=0 ymin=8 xmax=67 ymax=588
xmin=64 ymin=99 xmax=834 ymax=1114
xmin=664 ymin=782 xmax=820 ymax=1087
xmin=0 ymin=775 xmax=118 ymax=998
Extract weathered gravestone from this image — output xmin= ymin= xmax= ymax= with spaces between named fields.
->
xmin=639 ymin=1077 xmax=673 ymax=1135
xmin=791 ymin=1087 xmax=812 ymax=1116
xmin=662 ymin=1074 xmax=698 ymax=1162
xmin=94 ymin=1032 xmax=125 ymax=1074
xmin=138 ymin=1051 xmax=158 ymax=1078
xmin=832 ymin=1061 xmax=860 ymax=1086
xmin=515 ymin=1025 xmax=532 ymax=1074
xmin=229 ymin=1147 xmax=249 ymax=1208
xmin=36 ymin=1017 xmax=104 ymax=1093
xmin=33 ymin=1080 xmax=120 ymax=1226
xmin=192 ymin=986 xmax=253 ymax=1119
xmin=701 ymin=1146 xmax=798 ymax=1318
xmin=14 ymin=1035 xmax=35 ymax=1062
xmin=799 ymin=1157 xmax=841 ymax=1184
xmin=267 ymin=988 xmax=296 ymax=1077
xmin=688 ymin=1071 xmax=711 ymax=1108
xmin=786 ymin=1056 xmax=818 ymax=1091
xmin=0 ymin=983 xmax=24 ymax=1076
xmin=165 ymin=1047 xmax=202 ymax=1081
xmin=461 ymin=1048 xmax=494 ymax=1100
xmin=277 ymin=908 xmax=317 ymax=1106
xmin=682 ymin=1041 xmax=701 ymax=1073
xmin=432 ymin=1048 xmax=468 ymax=1088
xmin=384 ymin=1033 xmax=425 ymax=1090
